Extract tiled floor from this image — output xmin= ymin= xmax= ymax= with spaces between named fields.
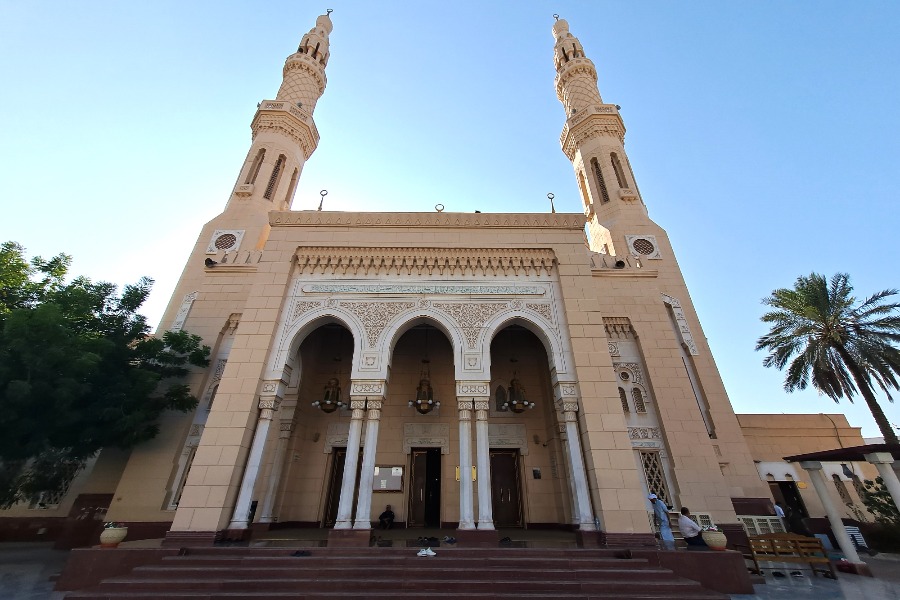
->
xmin=0 ymin=543 xmax=67 ymax=600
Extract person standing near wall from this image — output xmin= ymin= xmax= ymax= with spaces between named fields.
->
xmin=649 ymin=494 xmax=675 ymax=550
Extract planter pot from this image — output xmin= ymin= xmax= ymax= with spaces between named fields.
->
xmin=99 ymin=527 xmax=128 ymax=548
xmin=701 ymin=530 xmax=727 ymax=551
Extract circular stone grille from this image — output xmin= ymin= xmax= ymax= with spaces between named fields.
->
xmin=619 ymin=371 xmax=630 ymax=381
xmin=214 ymin=234 xmax=237 ymax=250
xmin=632 ymin=238 xmax=655 ymax=255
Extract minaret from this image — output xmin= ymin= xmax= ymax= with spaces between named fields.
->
xmin=156 ymin=12 xmax=333 ymax=335
xmin=552 ymin=17 xmax=649 ymax=257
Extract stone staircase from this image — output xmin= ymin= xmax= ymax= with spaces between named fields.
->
xmin=63 ymin=546 xmax=728 ymax=599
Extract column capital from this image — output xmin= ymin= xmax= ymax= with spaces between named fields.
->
xmin=349 ymin=379 xmax=387 ymax=404
xmin=799 ymin=460 xmax=824 ymax=471
xmin=552 ymin=380 xmax=580 ymax=403
xmin=864 ymin=452 xmax=896 ymax=465
xmin=258 ymin=397 xmax=282 ymax=420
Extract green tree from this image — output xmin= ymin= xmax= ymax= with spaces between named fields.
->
xmin=756 ymin=273 xmax=900 ymax=444
xmin=0 ymin=242 xmax=210 ymax=506
xmin=861 ymin=477 xmax=900 ymax=526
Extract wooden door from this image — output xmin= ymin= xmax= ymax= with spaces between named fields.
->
xmin=323 ymin=448 xmax=361 ymax=527
xmin=490 ymin=449 xmax=522 ymax=527
xmin=408 ymin=448 xmax=441 ymax=527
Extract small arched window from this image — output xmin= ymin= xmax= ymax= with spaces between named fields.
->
xmin=591 ymin=158 xmax=610 ymax=204
xmin=632 ymin=388 xmax=647 ymax=413
xmin=245 ymin=148 xmax=266 ymax=184
xmin=264 ymin=154 xmax=286 ymax=200
xmin=283 ymin=167 xmax=299 ymax=208
xmin=618 ymin=387 xmax=629 ymax=413
xmin=611 ymin=152 xmax=628 ymax=188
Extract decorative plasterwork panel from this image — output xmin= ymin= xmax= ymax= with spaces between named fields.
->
xmin=341 ymin=301 xmax=415 ymax=347
xmin=603 ymin=317 xmax=635 ymax=339
xmin=171 ymin=292 xmax=198 ymax=331
xmin=211 ymin=359 xmax=227 ymax=382
xmin=403 ymin=423 xmax=450 ymax=455
xmin=432 ymin=302 xmax=508 ymax=349
xmin=295 ymin=248 xmax=557 ymax=277
xmin=272 ymin=212 xmax=586 ymax=230
xmin=488 ymin=423 xmax=528 ymax=456
xmin=525 ymin=302 xmax=553 ymax=323
xmin=456 ymin=382 xmax=490 ymax=397
xmin=303 ymin=284 xmax=545 ymax=296
xmin=350 ymin=380 xmax=386 ymax=397
xmin=662 ymin=294 xmax=699 ymax=356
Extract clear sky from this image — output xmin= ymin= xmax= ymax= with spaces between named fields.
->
xmin=1 ymin=1 xmax=898 ymax=437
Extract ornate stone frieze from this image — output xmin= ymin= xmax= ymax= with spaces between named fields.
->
xmin=304 ymin=283 xmax=546 ymax=295
xmin=662 ymin=294 xmax=699 ymax=355
xmin=212 ymin=359 xmax=227 ymax=382
xmin=608 ymin=341 xmax=620 ymax=356
xmin=403 ymin=423 xmax=450 ymax=455
xmin=258 ymin=398 xmax=281 ymax=411
xmin=293 ymin=247 xmax=557 ymax=277
xmin=560 ymin=111 xmax=626 ymax=159
xmin=340 ymin=301 xmax=415 ymax=347
xmin=273 ymin=212 xmax=586 ymax=230
xmin=433 ymin=302 xmax=507 ymax=349
xmin=473 ymin=401 xmax=490 ymax=412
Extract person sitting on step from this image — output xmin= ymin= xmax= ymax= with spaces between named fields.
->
xmin=378 ymin=504 xmax=395 ymax=529
xmin=678 ymin=507 xmax=707 ymax=548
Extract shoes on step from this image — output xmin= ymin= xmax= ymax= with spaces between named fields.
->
xmin=499 ymin=536 xmax=512 ymax=543
xmin=442 ymin=536 xmax=457 ymax=544
xmin=772 ymin=571 xmax=785 ymax=578
xmin=291 ymin=550 xmax=311 ymax=557
xmin=417 ymin=547 xmax=436 ymax=557
xmin=790 ymin=571 xmax=803 ymax=578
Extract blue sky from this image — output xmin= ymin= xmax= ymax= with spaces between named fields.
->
xmin=1 ymin=1 xmax=898 ymax=437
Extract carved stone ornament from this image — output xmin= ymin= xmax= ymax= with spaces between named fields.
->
xmin=171 ymin=292 xmax=198 ymax=332
xmin=625 ymin=235 xmax=661 ymax=260
xmin=261 ymin=381 xmax=279 ymax=394
xmin=560 ymin=384 xmax=578 ymax=397
xmin=274 ymin=213 xmax=585 ymax=231
xmin=613 ymin=362 xmax=644 ymax=385
xmin=350 ymin=380 xmax=385 ymax=396
xmin=403 ymin=423 xmax=450 ymax=455
xmin=305 ymin=283 xmax=546 ymax=296
xmin=292 ymin=300 xmax=323 ymax=321
xmin=662 ymin=294 xmax=700 ymax=356
xmin=433 ymin=302 xmax=507 ymax=349
xmin=488 ymin=424 xmax=528 ymax=455
xmin=456 ymin=382 xmax=489 ymax=396
xmin=525 ymin=302 xmax=553 ymax=322
xmin=457 ymin=399 xmax=475 ymax=411
xmin=608 ymin=341 xmax=620 ymax=356
xmin=473 ymin=401 xmax=491 ymax=412
xmin=628 ymin=427 xmax=661 ymax=440
xmin=189 ymin=424 xmax=204 ymax=437
xmin=258 ymin=397 xmax=281 ymax=411
xmin=341 ymin=301 xmax=415 ymax=347
xmin=206 ymin=229 xmax=245 ymax=255
xmin=212 ymin=359 xmax=227 ymax=382
xmin=561 ymin=401 xmax=579 ymax=413
xmin=279 ymin=422 xmax=294 ymax=433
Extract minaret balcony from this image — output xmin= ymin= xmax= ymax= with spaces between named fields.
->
xmin=233 ymin=184 xmax=254 ymax=197
xmin=251 ymin=99 xmax=320 ymax=160
xmin=618 ymin=188 xmax=636 ymax=201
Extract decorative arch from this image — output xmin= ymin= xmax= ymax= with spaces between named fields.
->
xmin=481 ymin=313 xmax=565 ymax=379
xmin=267 ymin=308 xmax=363 ymax=382
xmin=382 ymin=311 xmax=465 ymax=379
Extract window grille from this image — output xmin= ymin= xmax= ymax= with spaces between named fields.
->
xmin=27 ymin=459 xmax=85 ymax=509
xmin=591 ymin=157 xmax=610 ymax=204
xmin=618 ymin=387 xmax=629 ymax=413
xmin=283 ymin=167 xmax=299 ymax=207
xmin=632 ymin=388 xmax=647 ymax=413
xmin=738 ymin=515 xmax=787 ymax=536
xmin=639 ymin=450 xmax=670 ymax=505
xmin=264 ymin=155 xmax=286 ymax=199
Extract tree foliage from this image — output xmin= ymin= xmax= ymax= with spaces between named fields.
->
xmin=756 ymin=272 xmax=900 ymax=444
xmin=0 ymin=242 xmax=210 ymax=506
xmin=861 ymin=477 xmax=900 ymax=526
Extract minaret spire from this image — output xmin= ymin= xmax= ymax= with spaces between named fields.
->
xmin=276 ymin=11 xmax=334 ymax=112
xmin=552 ymin=16 xmax=646 ymax=256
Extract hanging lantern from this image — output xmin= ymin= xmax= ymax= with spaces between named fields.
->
xmin=502 ymin=374 xmax=535 ymax=413
xmin=312 ymin=377 xmax=343 ymax=413
xmin=409 ymin=365 xmax=440 ymax=415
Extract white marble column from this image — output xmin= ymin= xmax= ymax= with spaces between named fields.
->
xmin=258 ymin=421 xmax=293 ymax=523
xmin=561 ymin=399 xmax=596 ymax=531
xmin=334 ymin=399 xmax=366 ymax=529
xmin=864 ymin=452 xmax=900 ymax=516
xmin=474 ymin=400 xmax=494 ymax=530
xmin=800 ymin=461 xmax=861 ymax=563
xmin=457 ymin=399 xmax=475 ymax=530
xmin=354 ymin=399 xmax=383 ymax=529
xmin=228 ymin=395 xmax=281 ymax=529
xmin=557 ymin=421 xmax=579 ymax=526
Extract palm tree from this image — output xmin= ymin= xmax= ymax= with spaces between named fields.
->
xmin=756 ymin=273 xmax=900 ymax=445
